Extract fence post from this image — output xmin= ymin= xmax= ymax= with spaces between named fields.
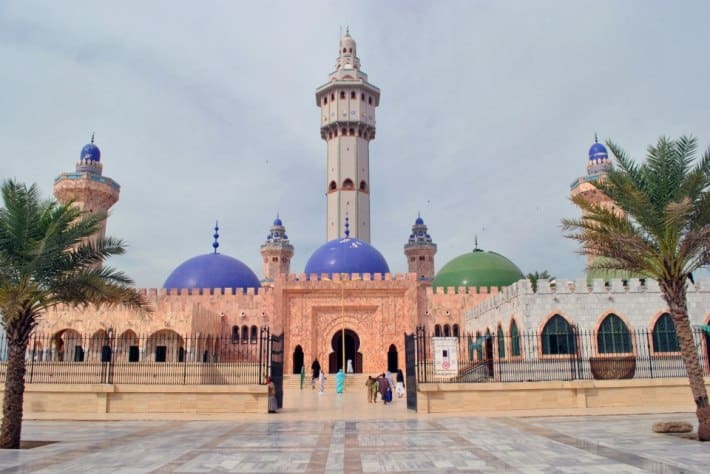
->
xmin=29 ymin=335 xmax=36 ymax=384
xmin=183 ymin=334 xmax=188 ymax=385
xmin=645 ymin=329 xmax=654 ymax=378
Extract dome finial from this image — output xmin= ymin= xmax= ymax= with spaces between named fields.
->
xmin=344 ymin=215 xmax=350 ymax=237
xmin=212 ymin=221 xmax=220 ymax=254
xmin=90 ymin=132 xmax=95 ymax=144
xmin=345 ymin=26 xmax=350 ymax=37
xmin=594 ymin=132 xmax=598 ymax=144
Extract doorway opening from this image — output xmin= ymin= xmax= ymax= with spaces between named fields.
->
xmin=329 ymin=329 xmax=362 ymax=373
xmin=387 ymin=344 xmax=398 ymax=372
xmin=293 ymin=345 xmax=304 ymax=374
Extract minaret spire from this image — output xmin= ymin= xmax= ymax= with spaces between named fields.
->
xmin=212 ymin=221 xmax=220 ymax=254
xmin=316 ymin=31 xmax=380 ymax=242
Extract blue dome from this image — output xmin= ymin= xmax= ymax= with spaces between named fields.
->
xmin=80 ymin=143 xmax=101 ymax=162
xmin=163 ymin=253 xmax=261 ymax=291
xmin=304 ymin=237 xmax=390 ymax=278
xmin=273 ymin=216 xmax=283 ymax=226
xmin=415 ymin=216 xmax=424 ymax=225
xmin=588 ymin=142 xmax=608 ymax=161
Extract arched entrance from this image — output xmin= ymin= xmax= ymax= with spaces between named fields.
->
xmin=329 ymin=329 xmax=362 ymax=373
xmin=387 ymin=344 xmax=398 ymax=372
xmin=292 ymin=345 xmax=304 ymax=374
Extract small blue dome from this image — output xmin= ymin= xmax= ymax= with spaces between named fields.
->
xmin=415 ymin=216 xmax=424 ymax=225
xmin=163 ymin=253 xmax=261 ymax=290
xmin=80 ymin=143 xmax=101 ymax=162
xmin=588 ymin=142 xmax=608 ymax=161
xmin=305 ymin=237 xmax=390 ymax=278
xmin=273 ymin=216 xmax=283 ymax=226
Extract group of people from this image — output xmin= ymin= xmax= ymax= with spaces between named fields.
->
xmin=366 ymin=369 xmax=405 ymax=404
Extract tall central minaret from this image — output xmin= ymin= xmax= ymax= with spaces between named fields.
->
xmin=315 ymin=29 xmax=380 ymax=242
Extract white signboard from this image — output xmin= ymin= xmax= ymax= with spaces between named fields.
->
xmin=433 ymin=337 xmax=458 ymax=377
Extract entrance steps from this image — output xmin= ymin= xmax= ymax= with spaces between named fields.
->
xmin=281 ymin=373 xmax=373 ymax=391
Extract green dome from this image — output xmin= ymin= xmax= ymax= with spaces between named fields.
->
xmin=433 ymin=249 xmax=524 ymax=290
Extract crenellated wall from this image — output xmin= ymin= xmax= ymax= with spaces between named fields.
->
xmin=465 ymin=278 xmax=710 ymax=334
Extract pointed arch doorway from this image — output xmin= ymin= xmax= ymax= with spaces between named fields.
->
xmin=329 ymin=329 xmax=362 ymax=373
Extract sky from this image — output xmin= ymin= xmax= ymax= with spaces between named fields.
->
xmin=1 ymin=1 xmax=709 ymax=288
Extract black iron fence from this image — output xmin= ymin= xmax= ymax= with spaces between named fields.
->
xmin=0 ymin=329 xmax=274 ymax=385
xmin=412 ymin=326 xmax=710 ymax=383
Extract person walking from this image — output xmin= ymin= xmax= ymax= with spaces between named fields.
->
xmin=366 ymin=376 xmax=376 ymax=403
xmin=311 ymin=359 xmax=320 ymax=390
xmin=335 ymin=368 xmax=345 ymax=394
xmin=377 ymin=373 xmax=391 ymax=404
xmin=266 ymin=377 xmax=278 ymax=413
xmin=396 ymin=369 xmax=405 ymax=398
xmin=318 ymin=368 xmax=327 ymax=394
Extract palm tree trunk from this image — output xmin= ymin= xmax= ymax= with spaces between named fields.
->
xmin=0 ymin=335 xmax=29 ymax=449
xmin=663 ymin=282 xmax=710 ymax=441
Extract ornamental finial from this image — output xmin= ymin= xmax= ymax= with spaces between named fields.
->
xmin=212 ymin=221 xmax=220 ymax=253
xmin=344 ymin=216 xmax=350 ymax=237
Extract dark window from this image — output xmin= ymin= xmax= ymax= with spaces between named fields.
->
xmin=101 ymin=345 xmax=112 ymax=363
xmin=368 ymin=96 xmax=372 ymax=105
xmin=331 ymin=92 xmax=335 ymax=101
xmin=340 ymin=91 xmax=345 ymax=99
xmin=155 ymin=346 xmax=167 ymax=362
xmin=342 ymin=178 xmax=354 ymax=190
xmin=497 ymin=326 xmax=505 ymax=358
xmin=361 ymin=93 xmax=365 ymax=101
xmin=510 ymin=320 xmax=521 ymax=356
xmin=359 ymin=180 xmax=367 ymax=191
xmin=73 ymin=346 xmax=85 ymax=362
xmin=241 ymin=326 xmax=249 ymax=343
xmin=231 ymin=326 xmax=239 ymax=343
xmin=652 ymin=313 xmax=679 ymax=352
xmin=453 ymin=324 xmax=460 ymax=337
xmin=128 ymin=346 xmax=139 ymax=362
xmin=250 ymin=326 xmax=258 ymax=343
xmin=598 ymin=314 xmax=632 ymax=353
xmin=323 ymin=97 xmax=327 ymax=105
xmin=541 ymin=315 xmax=576 ymax=355
xmin=434 ymin=324 xmax=442 ymax=337
xmin=351 ymin=91 xmax=356 ymax=99
xmin=329 ymin=181 xmax=337 ymax=191
xmin=444 ymin=324 xmax=451 ymax=337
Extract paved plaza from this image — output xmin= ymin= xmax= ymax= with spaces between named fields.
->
xmin=1 ymin=388 xmax=709 ymax=473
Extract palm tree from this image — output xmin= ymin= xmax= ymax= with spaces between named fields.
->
xmin=526 ymin=270 xmax=554 ymax=293
xmin=0 ymin=180 xmax=150 ymax=449
xmin=563 ymin=136 xmax=710 ymax=441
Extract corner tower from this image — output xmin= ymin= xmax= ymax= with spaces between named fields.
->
xmin=53 ymin=134 xmax=120 ymax=243
xmin=404 ymin=214 xmax=437 ymax=280
xmin=260 ymin=215 xmax=294 ymax=282
xmin=570 ymin=134 xmax=616 ymax=267
xmin=315 ymin=29 xmax=380 ymax=243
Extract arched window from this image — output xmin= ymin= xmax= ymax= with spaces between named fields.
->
xmin=453 ymin=324 xmax=460 ymax=337
xmin=241 ymin=325 xmax=249 ymax=344
xmin=350 ymin=91 xmax=356 ymax=99
xmin=652 ymin=313 xmax=679 ymax=352
xmin=340 ymin=91 xmax=345 ymax=99
xmin=444 ymin=324 xmax=451 ymax=337
xmin=359 ymin=180 xmax=367 ymax=192
xmin=231 ymin=326 xmax=239 ymax=343
xmin=250 ymin=326 xmax=258 ymax=343
xmin=598 ymin=314 xmax=632 ymax=353
xmin=510 ymin=320 xmax=521 ymax=357
xmin=342 ymin=178 xmax=354 ymax=190
xmin=329 ymin=180 xmax=337 ymax=191
xmin=541 ymin=315 xmax=576 ymax=355
xmin=361 ymin=92 xmax=365 ymax=101
xmin=330 ymin=92 xmax=335 ymax=101
xmin=323 ymin=97 xmax=328 ymax=105
xmin=368 ymin=96 xmax=372 ymax=105
xmin=349 ymin=128 xmax=354 ymax=136
xmin=434 ymin=324 xmax=442 ymax=337
xmin=497 ymin=325 xmax=505 ymax=358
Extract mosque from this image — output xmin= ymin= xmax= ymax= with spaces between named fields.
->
xmin=26 ymin=31 xmax=710 ymax=376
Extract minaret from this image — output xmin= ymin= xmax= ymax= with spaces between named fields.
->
xmin=570 ymin=134 xmax=616 ymax=267
xmin=404 ymin=214 xmax=437 ymax=280
xmin=315 ymin=28 xmax=380 ymax=243
xmin=53 ymin=134 xmax=120 ymax=243
xmin=260 ymin=214 xmax=294 ymax=282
